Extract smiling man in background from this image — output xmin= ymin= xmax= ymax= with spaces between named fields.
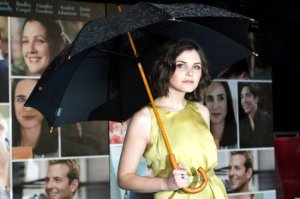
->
xmin=228 ymin=151 xmax=253 ymax=193
xmin=45 ymin=160 xmax=80 ymax=199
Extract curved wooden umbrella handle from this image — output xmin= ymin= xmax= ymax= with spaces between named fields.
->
xmin=182 ymin=167 xmax=208 ymax=194
xmin=170 ymin=155 xmax=208 ymax=194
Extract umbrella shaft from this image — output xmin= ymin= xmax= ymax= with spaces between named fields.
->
xmin=118 ymin=3 xmax=176 ymax=169
xmin=136 ymin=62 xmax=174 ymax=156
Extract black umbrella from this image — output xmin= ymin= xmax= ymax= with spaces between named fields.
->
xmin=26 ymin=2 xmax=252 ymax=127
xmin=25 ymin=2 xmax=253 ymax=193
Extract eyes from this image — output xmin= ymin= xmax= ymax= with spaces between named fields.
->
xmin=229 ymin=165 xmax=242 ymax=171
xmin=22 ymin=36 xmax=47 ymax=46
xmin=45 ymin=177 xmax=62 ymax=184
xmin=241 ymin=92 xmax=253 ymax=100
xmin=206 ymin=94 xmax=225 ymax=103
xmin=15 ymin=95 xmax=27 ymax=103
xmin=176 ymin=62 xmax=202 ymax=71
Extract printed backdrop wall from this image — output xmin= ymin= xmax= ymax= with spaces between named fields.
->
xmin=0 ymin=1 xmax=275 ymax=199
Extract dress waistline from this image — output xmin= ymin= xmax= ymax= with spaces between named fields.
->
xmin=188 ymin=169 xmax=215 ymax=184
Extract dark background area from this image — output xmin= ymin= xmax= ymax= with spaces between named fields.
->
xmin=71 ymin=0 xmax=300 ymax=132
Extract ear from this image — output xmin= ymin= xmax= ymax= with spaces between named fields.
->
xmin=246 ymin=168 xmax=253 ymax=180
xmin=70 ymin=179 xmax=79 ymax=193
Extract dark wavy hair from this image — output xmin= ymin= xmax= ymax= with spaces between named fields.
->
xmin=240 ymin=82 xmax=261 ymax=98
xmin=149 ymin=38 xmax=211 ymax=101
xmin=11 ymin=78 xmax=58 ymax=156
xmin=218 ymin=81 xmax=237 ymax=147
xmin=22 ymin=17 xmax=70 ymax=61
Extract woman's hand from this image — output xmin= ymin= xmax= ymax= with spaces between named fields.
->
xmin=164 ymin=164 xmax=189 ymax=191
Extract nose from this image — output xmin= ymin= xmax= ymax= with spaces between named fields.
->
xmin=228 ymin=167 xmax=234 ymax=177
xmin=241 ymin=97 xmax=247 ymax=105
xmin=186 ymin=68 xmax=193 ymax=76
xmin=28 ymin=41 xmax=37 ymax=53
xmin=45 ymin=179 xmax=54 ymax=190
xmin=211 ymin=101 xmax=219 ymax=109
xmin=22 ymin=106 xmax=34 ymax=111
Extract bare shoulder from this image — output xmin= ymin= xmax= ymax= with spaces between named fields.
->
xmin=126 ymin=106 xmax=152 ymax=142
xmin=194 ymin=102 xmax=210 ymax=128
xmin=130 ymin=106 xmax=151 ymax=125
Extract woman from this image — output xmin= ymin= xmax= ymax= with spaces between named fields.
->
xmin=205 ymin=81 xmax=237 ymax=149
xmin=118 ymin=39 xmax=227 ymax=198
xmin=12 ymin=79 xmax=58 ymax=159
xmin=21 ymin=17 xmax=70 ymax=75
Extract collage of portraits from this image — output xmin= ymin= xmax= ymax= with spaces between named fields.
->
xmin=1 ymin=2 xmax=275 ymax=199
xmin=0 ymin=2 xmax=112 ymax=199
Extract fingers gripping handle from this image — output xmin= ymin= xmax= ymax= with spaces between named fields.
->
xmin=169 ymin=154 xmax=208 ymax=194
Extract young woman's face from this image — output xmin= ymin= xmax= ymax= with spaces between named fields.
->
xmin=169 ymin=49 xmax=202 ymax=94
xmin=22 ymin=20 xmax=51 ymax=75
xmin=205 ymin=82 xmax=228 ymax=124
xmin=14 ymin=79 xmax=44 ymax=129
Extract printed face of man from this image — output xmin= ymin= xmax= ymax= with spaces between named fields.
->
xmin=240 ymin=86 xmax=258 ymax=115
xmin=45 ymin=163 xmax=78 ymax=199
xmin=228 ymin=154 xmax=252 ymax=192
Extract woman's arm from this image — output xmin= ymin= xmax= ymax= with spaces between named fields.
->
xmin=117 ymin=107 xmax=188 ymax=193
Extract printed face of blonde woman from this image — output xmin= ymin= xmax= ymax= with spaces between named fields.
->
xmin=205 ymin=82 xmax=227 ymax=124
xmin=169 ymin=49 xmax=202 ymax=94
xmin=14 ymin=79 xmax=43 ymax=129
xmin=22 ymin=20 xmax=51 ymax=75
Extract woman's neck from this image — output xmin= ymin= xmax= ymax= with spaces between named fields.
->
xmin=155 ymin=94 xmax=187 ymax=112
xmin=20 ymin=125 xmax=42 ymax=149
xmin=211 ymin=122 xmax=225 ymax=141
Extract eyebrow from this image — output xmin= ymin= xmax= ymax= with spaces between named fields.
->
xmin=176 ymin=60 xmax=201 ymax=64
xmin=22 ymin=35 xmax=47 ymax=39
xmin=15 ymin=94 xmax=26 ymax=98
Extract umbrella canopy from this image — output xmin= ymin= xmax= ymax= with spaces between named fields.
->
xmin=25 ymin=2 xmax=253 ymax=128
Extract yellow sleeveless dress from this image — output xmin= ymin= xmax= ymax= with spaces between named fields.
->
xmin=144 ymin=101 xmax=227 ymax=199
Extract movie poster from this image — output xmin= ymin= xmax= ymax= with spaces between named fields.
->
xmin=0 ymin=1 xmax=112 ymax=198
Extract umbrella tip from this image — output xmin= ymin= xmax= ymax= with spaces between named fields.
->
xmin=50 ymin=126 xmax=53 ymax=133
xmin=117 ymin=4 xmax=122 ymax=12
xmin=249 ymin=18 xmax=256 ymax=23
xmin=252 ymin=51 xmax=259 ymax=57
